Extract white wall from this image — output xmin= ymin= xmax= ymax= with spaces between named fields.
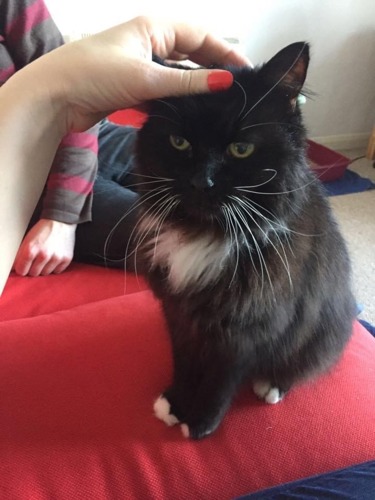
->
xmin=242 ymin=0 xmax=375 ymax=143
xmin=46 ymin=0 xmax=374 ymax=144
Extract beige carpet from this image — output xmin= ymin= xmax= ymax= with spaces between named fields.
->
xmin=329 ymin=150 xmax=375 ymax=325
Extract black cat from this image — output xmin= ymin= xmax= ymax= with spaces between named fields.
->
xmin=133 ymin=42 xmax=356 ymax=439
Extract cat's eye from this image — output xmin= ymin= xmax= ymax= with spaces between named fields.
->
xmin=169 ymin=135 xmax=191 ymax=151
xmin=227 ymin=142 xmax=255 ymax=159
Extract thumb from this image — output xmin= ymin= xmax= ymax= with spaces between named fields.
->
xmin=145 ymin=66 xmax=234 ymax=99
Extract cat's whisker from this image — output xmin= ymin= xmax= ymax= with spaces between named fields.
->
xmin=240 ymin=42 xmax=308 ymax=121
xmin=236 ymin=172 xmax=318 ymax=197
xmin=155 ymin=99 xmax=182 ymax=118
xmin=228 ymin=201 xmax=271 ymax=296
xmin=92 ymin=171 xmax=172 ymax=196
xmin=125 ymin=191 xmax=174 ymax=273
xmin=233 ymin=80 xmax=248 ymax=120
xmin=124 ymin=178 xmax=174 ymax=190
xmin=214 ymin=213 xmax=227 ymax=233
xmin=130 ymin=173 xmax=174 ymax=181
xmin=239 ymin=121 xmax=305 ymax=132
xmin=236 ymin=196 xmax=286 ymax=233
xmin=222 ymin=202 xmax=259 ymax=282
xmin=148 ymin=195 xmax=180 ymax=261
xmin=123 ymin=191 xmax=178 ymax=290
xmin=104 ymin=186 xmax=172 ymax=271
xmin=134 ymin=194 xmax=179 ymax=262
xmin=241 ymin=197 xmax=320 ymax=238
xmin=235 ymin=169 xmax=277 ymax=190
xmin=283 ymin=230 xmax=296 ymax=258
xmin=146 ymin=114 xmax=179 ymax=125
xmin=134 ymin=194 xmax=179 ymax=265
xmin=221 ymin=205 xmax=240 ymax=289
xmin=230 ymin=202 xmax=268 ymax=295
xmin=150 ymin=197 xmax=180 ymax=264
xmin=229 ymin=196 xmax=292 ymax=290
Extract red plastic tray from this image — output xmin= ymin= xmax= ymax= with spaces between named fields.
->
xmin=307 ymin=140 xmax=350 ymax=182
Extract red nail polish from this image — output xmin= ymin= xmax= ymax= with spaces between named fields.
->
xmin=207 ymin=71 xmax=233 ymax=92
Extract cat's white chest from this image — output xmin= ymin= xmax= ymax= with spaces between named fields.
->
xmin=143 ymin=221 xmax=231 ymax=293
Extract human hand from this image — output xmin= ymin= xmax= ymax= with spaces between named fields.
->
xmin=19 ymin=16 xmax=250 ymax=133
xmin=0 ymin=16 xmax=250 ymax=294
xmin=13 ymin=219 xmax=77 ymax=277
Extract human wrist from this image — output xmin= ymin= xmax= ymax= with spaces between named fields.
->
xmin=5 ymin=56 xmax=68 ymax=138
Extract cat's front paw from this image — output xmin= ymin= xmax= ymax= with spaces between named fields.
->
xmin=153 ymin=395 xmax=180 ymax=426
xmin=253 ymin=380 xmax=285 ymax=404
xmin=180 ymin=420 xmax=219 ymax=440
xmin=153 ymin=395 xmax=221 ymax=439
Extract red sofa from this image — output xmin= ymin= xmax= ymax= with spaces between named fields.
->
xmin=1 ymin=262 xmax=375 ymax=499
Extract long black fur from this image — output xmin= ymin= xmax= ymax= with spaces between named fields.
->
xmin=133 ymin=43 xmax=356 ymax=439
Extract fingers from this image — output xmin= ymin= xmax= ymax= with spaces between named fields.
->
xmin=175 ymin=32 xmax=251 ymax=68
xmin=130 ymin=17 xmax=250 ymax=100
xmin=143 ymin=17 xmax=251 ymax=67
xmin=28 ymin=253 xmax=71 ymax=276
xmin=13 ymin=245 xmax=72 ymax=277
xmin=13 ymin=220 xmax=76 ymax=277
xmin=138 ymin=63 xmax=234 ymax=101
xmin=13 ymin=245 xmax=34 ymax=276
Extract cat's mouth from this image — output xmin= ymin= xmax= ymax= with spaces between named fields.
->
xmin=174 ymin=197 xmax=223 ymax=225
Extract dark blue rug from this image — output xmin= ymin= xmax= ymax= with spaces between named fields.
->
xmin=324 ymin=169 xmax=375 ymax=196
xmin=359 ymin=320 xmax=375 ymax=338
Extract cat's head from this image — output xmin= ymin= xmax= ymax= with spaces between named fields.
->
xmin=135 ymin=42 xmax=310 ymax=233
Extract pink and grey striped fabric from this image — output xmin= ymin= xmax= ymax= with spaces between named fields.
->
xmin=0 ymin=0 xmax=99 ymax=224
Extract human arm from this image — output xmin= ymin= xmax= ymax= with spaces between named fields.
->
xmin=0 ymin=15 xmax=250 ymax=294
xmin=1 ymin=0 xmax=99 ymax=277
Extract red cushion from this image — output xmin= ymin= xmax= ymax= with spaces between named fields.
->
xmin=0 ymin=264 xmax=147 ymax=321
xmin=0 ymin=265 xmax=374 ymax=499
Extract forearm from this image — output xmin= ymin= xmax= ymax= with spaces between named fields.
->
xmin=0 ymin=69 xmax=65 ymax=294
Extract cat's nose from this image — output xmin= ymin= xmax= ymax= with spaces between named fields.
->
xmin=190 ymin=172 xmax=215 ymax=192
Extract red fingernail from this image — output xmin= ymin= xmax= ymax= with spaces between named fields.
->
xmin=207 ymin=70 xmax=233 ymax=92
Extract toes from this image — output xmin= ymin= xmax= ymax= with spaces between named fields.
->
xmin=180 ymin=419 xmax=220 ymax=440
xmin=264 ymin=387 xmax=283 ymax=404
xmin=253 ymin=381 xmax=284 ymax=404
xmin=154 ymin=394 xmax=222 ymax=439
xmin=153 ymin=395 xmax=180 ymax=426
xmin=253 ymin=380 xmax=273 ymax=399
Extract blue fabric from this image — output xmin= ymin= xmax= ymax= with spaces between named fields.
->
xmin=359 ymin=319 xmax=375 ymax=337
xmin=324 ymin=169 xmax=375 ymax=197
xmin=237 ymin=461 xmax=375 ymax=499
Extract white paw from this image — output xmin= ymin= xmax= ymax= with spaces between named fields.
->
xmin=253 ymin=380 xmax=283 ymax=404
xmin=153 ymin=395 xmax=180 ymax=426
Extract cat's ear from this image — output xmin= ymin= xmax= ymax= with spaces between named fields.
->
xmin=261 ymin=42 xmax=310 ymax=102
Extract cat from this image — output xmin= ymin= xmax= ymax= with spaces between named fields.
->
xmin=132 ymin=42 xmax=356 ymax=439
